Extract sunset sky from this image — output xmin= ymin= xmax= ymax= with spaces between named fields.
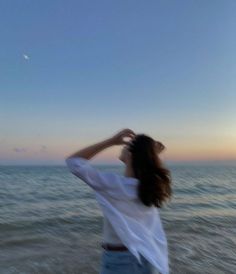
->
xmin=1 ymin=1 xmax=236 ymax=165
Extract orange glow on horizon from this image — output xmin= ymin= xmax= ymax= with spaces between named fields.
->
xmin=1 ymin=137 xmax=236 ymax=164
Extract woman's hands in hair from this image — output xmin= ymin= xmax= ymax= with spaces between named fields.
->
xmin=155 ymin=141 xmax=166 ymax=153
xmin=110 ymin=128 xmax=136 ymax=146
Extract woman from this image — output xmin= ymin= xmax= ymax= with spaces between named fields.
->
xmin=65 ymin=128 xmax=172 ymax=274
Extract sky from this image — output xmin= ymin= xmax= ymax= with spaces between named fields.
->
xmin=0 ymin=0 xmax=236 ymax=166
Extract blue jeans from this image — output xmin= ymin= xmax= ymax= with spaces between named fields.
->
xmin=99 ymin=249 xmax=160 ymax=274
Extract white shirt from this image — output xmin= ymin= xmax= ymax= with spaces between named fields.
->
xmin=102 ymin=215 xmax=123 ymax=244
xmin=65 ymin=156 xmax=169 ymax=274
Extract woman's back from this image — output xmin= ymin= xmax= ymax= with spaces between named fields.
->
xmin=66 ymin=156 xmax=169 ymax=274
xmin=66 ymin=129 xmax=171 ymax=274
xmin=102 ymin=215 xmax=123 ymax=245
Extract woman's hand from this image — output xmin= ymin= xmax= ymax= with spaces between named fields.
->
xmin=155 ymin=141 xmax=166 ymax=153
xmin=110 ymin=128 xmax=136 ymax=145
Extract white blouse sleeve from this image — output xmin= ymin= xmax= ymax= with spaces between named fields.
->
xmin=65 ymin=156 xmax=121 ymax=192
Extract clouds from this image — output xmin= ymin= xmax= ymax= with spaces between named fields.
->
xmin=12 ymin=145 xmax=48 ymax=153
xmin=13 ymin=147 xmax=27 ymax=153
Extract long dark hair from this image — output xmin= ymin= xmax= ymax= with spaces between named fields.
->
xmin=128 ymin=134 xmax=172 ymax=208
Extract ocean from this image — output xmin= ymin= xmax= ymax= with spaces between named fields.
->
xmin=0 ymin=164 xmax=235 ymax=274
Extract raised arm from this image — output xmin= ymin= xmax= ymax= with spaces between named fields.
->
xmin=65 ymin=128 xmax=136 ymax=160
xmin=66 ymin=137 xmax=113 ymax=160
xmin=65 ymin=129 xmax=136 ymax=192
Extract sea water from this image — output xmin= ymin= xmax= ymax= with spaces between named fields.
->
xmin=0 ymin=164 xmax=235 ymax=274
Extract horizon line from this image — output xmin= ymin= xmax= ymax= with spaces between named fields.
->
xmin=1 ymin=159 xmax=236 ymax=167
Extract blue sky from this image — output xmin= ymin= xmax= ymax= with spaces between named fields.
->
xmin=1 ymin=0 xmax=236 ymax=165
